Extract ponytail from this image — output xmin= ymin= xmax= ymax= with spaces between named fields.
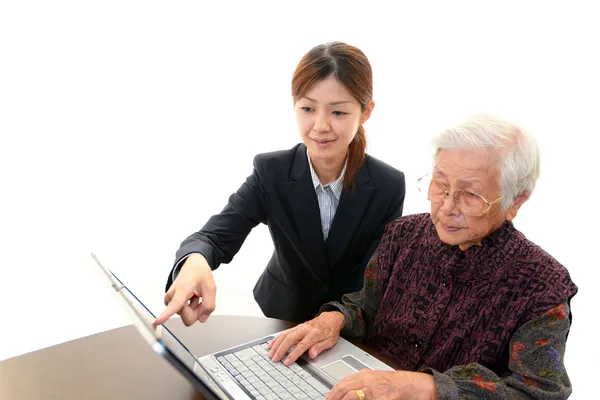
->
xmin=344 ymin=125 xmax=367 ymax=191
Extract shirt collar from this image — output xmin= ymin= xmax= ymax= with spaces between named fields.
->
xmin=307 ymin=149 xmax=346 ymax=200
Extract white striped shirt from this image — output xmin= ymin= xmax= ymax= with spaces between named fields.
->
xmin=307 ymin=150 xmax=346 ymax=241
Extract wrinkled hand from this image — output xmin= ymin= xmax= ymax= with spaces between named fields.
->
xmin=326 ymin=370 xmax=437 ymax=400
xmin=267 ymin=311 xmax=345 ymax=366
xmin=153 ymin=254 xmax=217 ymax=327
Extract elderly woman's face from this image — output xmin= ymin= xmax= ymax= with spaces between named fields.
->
xmin=430 ymin=149 xmax=517 ymax=251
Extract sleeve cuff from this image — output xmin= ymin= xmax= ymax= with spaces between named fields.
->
xmin=319 ymin=302 xmax=353 ymax=334
xmin=421 ymin=368 xmax=454 ymax=400
xmin=171 ymin=253 xmax=199 ymax=281
xmin=175 ymin=241 xmax=218 ymax=270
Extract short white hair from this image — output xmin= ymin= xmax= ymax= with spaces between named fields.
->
xmin=432 ymin=113 xmax=541 ymax=211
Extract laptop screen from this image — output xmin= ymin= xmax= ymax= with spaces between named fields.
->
xmin=90 ymin=252 xmax=200 ymax=371
xmin=91 ymin=253 xmax=224 ymax=400
xmin=119 ymin=284 xmax=199 ymax=371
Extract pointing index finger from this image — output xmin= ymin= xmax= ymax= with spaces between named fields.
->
xmin=153 ymin=292 xmax=188 ymax=326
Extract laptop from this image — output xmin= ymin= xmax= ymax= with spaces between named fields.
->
xmin=90 ymin=253 xmax=394 ymax=400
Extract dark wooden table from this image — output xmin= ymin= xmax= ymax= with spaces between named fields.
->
xmin=0 ymin=315 xmax=398 ymax=399
xmin=0 ymin=315 xmax=296 ymax=399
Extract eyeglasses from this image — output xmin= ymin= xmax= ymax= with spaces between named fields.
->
xmin=417 ymin=174 xmax=503 ymax=217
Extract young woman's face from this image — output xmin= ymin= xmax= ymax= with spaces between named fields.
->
xmin=294 ymin=76 xmax=373 ymax=164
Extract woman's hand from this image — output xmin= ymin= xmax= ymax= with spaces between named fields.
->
xmin=267 ymin=311 xmax=345 ymax=365
xmin=154 ymin=254 xmax=217 ymax=327
xmin=326 ymin=370 xmax=437 ymax=400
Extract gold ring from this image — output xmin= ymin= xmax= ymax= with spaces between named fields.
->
xmin=355 ymin=389 xmax=365 ymax=400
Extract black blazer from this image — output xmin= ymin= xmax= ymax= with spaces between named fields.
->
xmin=166 ymin=143 xmax=405 ymax=322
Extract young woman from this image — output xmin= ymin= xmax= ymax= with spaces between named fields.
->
xmin=155 ymin=42 xmax=406 ymax=325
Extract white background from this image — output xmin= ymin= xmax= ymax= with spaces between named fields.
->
xmin=1 ymin=1 xmax=598 ymax=397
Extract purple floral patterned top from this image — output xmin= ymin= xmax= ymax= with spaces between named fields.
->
xmin=320 ymin=213 xmax=578 ymax=399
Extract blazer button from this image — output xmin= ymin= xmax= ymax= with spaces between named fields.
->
xmin=442 ymin=279 xmax=449 ymax=287
xmin=414 ymin=341 xmax=424 ymax=348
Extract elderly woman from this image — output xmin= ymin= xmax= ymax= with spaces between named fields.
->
xmin=267 ymin=114 xmax=578 ymax=399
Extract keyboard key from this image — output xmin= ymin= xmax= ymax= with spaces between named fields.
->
xmin=266 ymin=380 xmax=280 ymax=389
xmin=298 ymin=370 xmax=313 ymax=379
xmin=235 ymin=348 xmax=259 ymax=361
xmin=250 ymin=367 xmax=262 ymax=375
xmin=253 ymin=345 xmax=269 ymax=355
xmin=247 ymin=376 xmax=261 ymax=385
xmin=255 ymin=370 xmax=268 ymax=378
xmin=263 ymin=365 xmax=276 ymax=373
xmin=262 ymin=377 xmax=275 ymax=386
xmin=273 ymin=387 xmax=287 ymax=395
xmin=271 ymin=371 xmax=285 ymax=380
xmin=287 ymin=385 xmax=302 ymax=394
xmin=225 ymin=354 xmax=237 ymax=362
xmin=305 ymin=377 xmax=330 ymax=395
xmin=253 ymin=380 xmax=266 ymax=390
xmin=290 ymin=365 xmax=303 ymax=373
xmin=258 ymin=387 xmax=273 ymax=396
xmin=223 ymin=363 xmax=235 ymax=372
xmin=279 ymin=378 xmax=294 ymax=389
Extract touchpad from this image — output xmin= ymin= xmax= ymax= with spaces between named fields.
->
xmin=321 ymin=356 xmax=370 ymax=382
xmin=321 ymin=360 xmax=357 ymax=382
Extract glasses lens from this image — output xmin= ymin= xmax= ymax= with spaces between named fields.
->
xmin=456 ymin=191 xmax=487 ymax=216
xmin=427 ymin=180 xmax=446 ymax=203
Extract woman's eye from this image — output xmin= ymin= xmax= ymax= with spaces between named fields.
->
xmin=333 ymin=111 xmax=347 ymax=116
xmin=301 ymin=107 xmax=313 ymax=112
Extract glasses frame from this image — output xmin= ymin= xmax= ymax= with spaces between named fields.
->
xmin=417 ymin=174 xmax=503 ymax=217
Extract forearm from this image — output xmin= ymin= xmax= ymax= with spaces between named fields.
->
xmin=425 ymin=302 xmax=574 ymax=400
xmin=319 ymin=250 xmax=381 ymax=340
xmin=319 ymin=297 xmax=370 ymax=339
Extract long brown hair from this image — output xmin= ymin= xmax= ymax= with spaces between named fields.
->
xmin=291 ymin=42 xmax=373 ymax=190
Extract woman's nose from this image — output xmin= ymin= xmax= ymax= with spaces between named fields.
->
xmin=313 ymin=113 xmax=331 ymax=133
xmin=440 ymin=191 xmax=460 ymax=215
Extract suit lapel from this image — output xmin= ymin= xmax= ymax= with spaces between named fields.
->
xmin=282 ymin=145 xmax=329 ymax=281
xmin=325 ymin=164 xmax=375 ymax=268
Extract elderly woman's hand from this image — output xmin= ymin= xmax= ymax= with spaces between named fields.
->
xmin=267 ymin=311 xmax=345 ymax=366
xmin=326 ymin=369 xmax=437 ymax=400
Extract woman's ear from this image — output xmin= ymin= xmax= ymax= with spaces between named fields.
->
xmin=360 ymin=100 xmax=375 ymax=124
xmin=506 ymin=193 xmax=529 ymax=221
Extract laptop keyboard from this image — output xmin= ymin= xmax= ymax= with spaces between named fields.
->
xmin=215 ymin=342 xmax=330 ymax=400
